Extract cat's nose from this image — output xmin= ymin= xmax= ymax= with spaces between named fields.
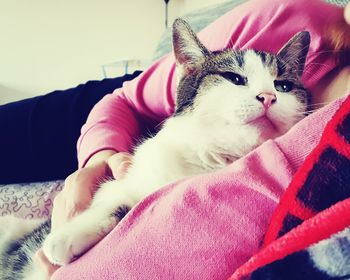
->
xmin=256 ymin=93 xmax=277 ymax=109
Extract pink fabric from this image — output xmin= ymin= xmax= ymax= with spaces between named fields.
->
xmin=54 ymin=98 xmax=345 ymax=280
xmin=77 ymin=0 xmax=343 ymax=167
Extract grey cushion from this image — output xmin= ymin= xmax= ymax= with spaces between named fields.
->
xmin=153 ymin=0 xmax=349 ymax=60
xmin=153 ymin=0 xmax=246 ymax=60
xmin=327 ymin=0 xmax=349 ymax=6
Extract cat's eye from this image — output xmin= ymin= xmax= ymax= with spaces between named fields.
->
xmin=274 ymin=80 xmax=294 ymax=92
xmin=221 ymin=72 xmax=247 ymax=86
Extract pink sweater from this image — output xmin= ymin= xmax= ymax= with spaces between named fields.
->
xmin=54 ymin=0 xmax=346 ymax=279
xmin=77 ymin=0 xmax=342 ymax=167
xmin=54 ymin=98 xmax=345 ymax=279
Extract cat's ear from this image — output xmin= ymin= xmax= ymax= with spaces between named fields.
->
xmin=172 ymin=18 xmax=210 ymax=74
xmin=277 ymin=31 xmax=311 ymax=75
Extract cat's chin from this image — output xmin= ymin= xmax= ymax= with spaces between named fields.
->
xmin=246 ymin=115 xmax=280 ymax=139
xmin=246 ymin=115 xmax=277 ymax=129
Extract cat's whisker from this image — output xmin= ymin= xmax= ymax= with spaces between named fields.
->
xmin=308 ymin=102 xmax=329 ymax=107
xmin=306 ymin=62 xmax=333 ymax=66
xmin=282 ymin=50 xmax=345 ymax=73
xmin=307 ymin=49 xmax=348 ymax=56
xmin=295 ymin=109 xmax=321 ymax=115
xmin=304 ymin=63 xmax=333 ymax=71
xmin=228 ymin=35 xmax=236 ymax=49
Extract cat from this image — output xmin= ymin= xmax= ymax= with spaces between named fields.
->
xmin=0 ymin=18 xmax=311 ymax=280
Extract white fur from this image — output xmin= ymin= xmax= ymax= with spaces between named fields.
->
xmin=42 ymin=51 xmax=306 ymax=266
xmin=0 ymin=216 xmax=46 ymax=280
xmin=0 ymin=216 xmax=43 ymax=248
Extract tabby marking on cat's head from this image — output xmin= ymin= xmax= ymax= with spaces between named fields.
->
xmin=172 ymin=18 xmax=311 ymax=139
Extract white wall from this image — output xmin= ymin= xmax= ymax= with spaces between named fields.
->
xmin=0 ymin=0 xmax=227 ymax=104
xmin=172 ymin=0 xmax=230 ymax=16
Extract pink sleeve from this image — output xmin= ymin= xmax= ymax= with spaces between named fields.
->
xmin=77 ymin=0 xmax=341 ymax=167
xmin=76 ymin=52 xmax=178 ymax=167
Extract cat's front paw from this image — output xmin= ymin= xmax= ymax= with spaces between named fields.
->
xmin=42 ymin=227 xmax=98 ymax=266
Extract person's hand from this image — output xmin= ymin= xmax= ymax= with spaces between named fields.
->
xmin=35 ymin=150 xmax=132 ymax=279
xmin=52 ymin=150 xmax=132 ymax=231
xmin=51 ymin=151 xmax=132 ymax=230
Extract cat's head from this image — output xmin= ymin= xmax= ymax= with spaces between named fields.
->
xmin=172 ymin=18 xmax=311 ymax=140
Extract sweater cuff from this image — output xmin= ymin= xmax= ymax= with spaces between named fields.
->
xmin=77 ymin=123 xmax=134 ymax=168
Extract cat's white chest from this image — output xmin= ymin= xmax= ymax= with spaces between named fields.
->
xmin=122 ymin=116 xmax=257 ymax=200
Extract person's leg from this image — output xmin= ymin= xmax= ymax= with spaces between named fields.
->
xmin=0 ymin=71 xmax=142 ymax=184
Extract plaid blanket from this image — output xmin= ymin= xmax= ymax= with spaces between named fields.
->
xmin=230 ymin=95 xmax=350 ymax=280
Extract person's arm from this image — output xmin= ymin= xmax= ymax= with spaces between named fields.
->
xmin=76 ymin=56 xmax=177 ymax=168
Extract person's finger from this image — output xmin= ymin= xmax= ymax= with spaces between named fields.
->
xmin=69 ymin=177 xmax=93 ymax=211
xmin=51 ymin=161 xmax=109 ymax=231
xmin=107 ymin=152 xmax=132 ymax=179
xmin=51 ymin=172 xmax=92 ymax=230
xmin=51 ymin=192 xmax=68 ymax=231
xmin=35 ymin=249 xmax=60 ymax=278
xmin=65 ymin=165 xmax=105 ymax=209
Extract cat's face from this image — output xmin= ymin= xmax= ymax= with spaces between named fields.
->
xmin=172 ymin=19 xmax=311 ymax=139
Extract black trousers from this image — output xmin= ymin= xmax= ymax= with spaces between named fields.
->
xmin=0 ymin=71 xmax=142 ymax=184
